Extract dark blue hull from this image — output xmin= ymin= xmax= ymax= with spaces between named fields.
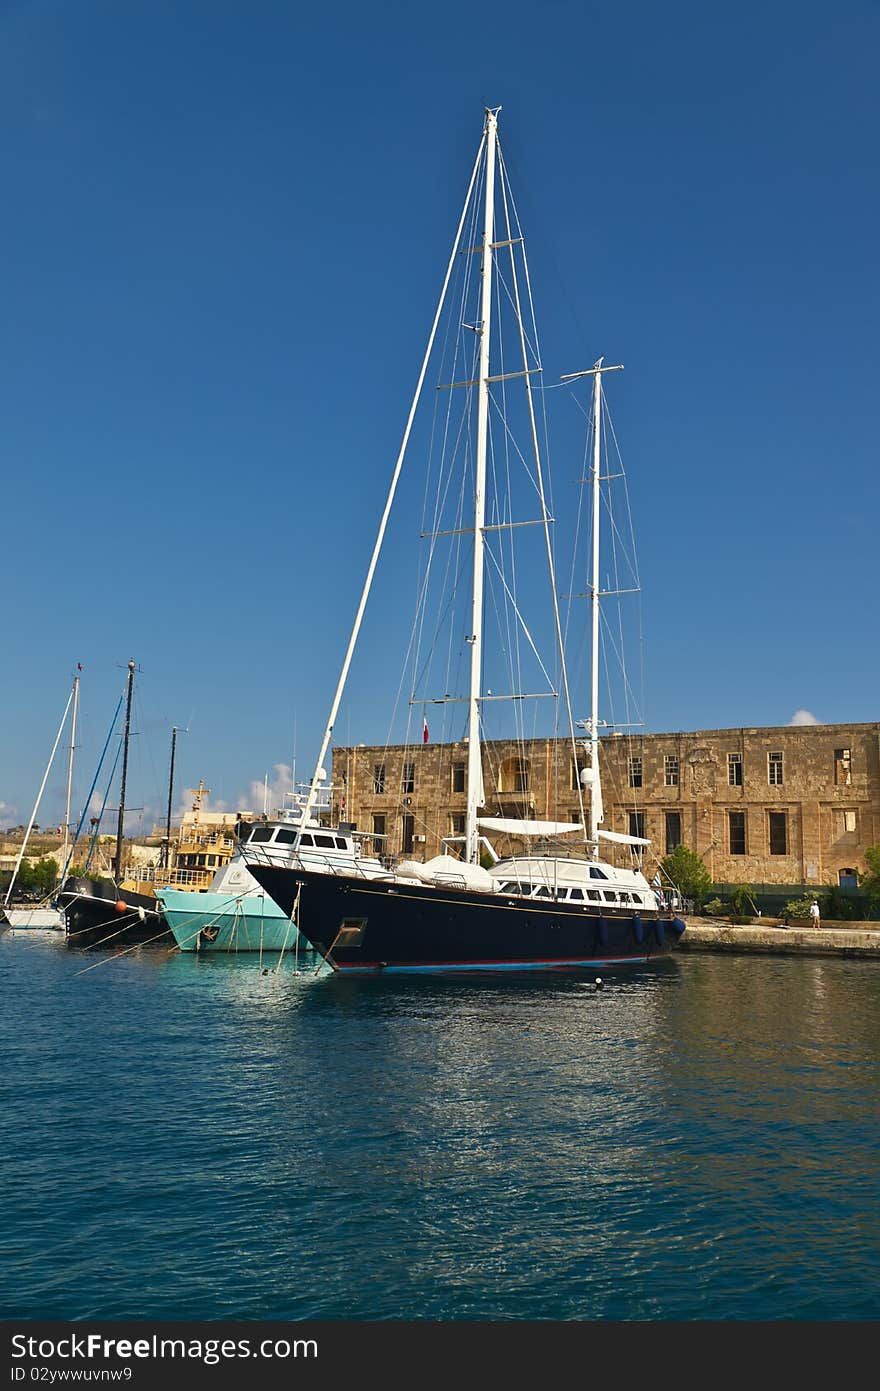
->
xmin=248 ymin=864 xmax=685 ymax=974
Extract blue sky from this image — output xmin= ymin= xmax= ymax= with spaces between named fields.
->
xmin=1 ymin=0 xmax=877 ymax=833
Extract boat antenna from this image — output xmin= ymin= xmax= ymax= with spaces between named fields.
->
xmin=559 ymin=360 xmax=623 ymax=850
xmin=112 ymin=659 xmax=136 ymax=887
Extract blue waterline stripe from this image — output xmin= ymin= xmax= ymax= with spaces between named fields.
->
xmin=336 ymin=955 xmax=651 ymax=974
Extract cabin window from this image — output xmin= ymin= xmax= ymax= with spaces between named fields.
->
xmin=768 ymin=751 xmax=784 ymax=786
xmin=335 ymin=837 xmax=348 ymax=849
xmin=768 ymin=811 xmax=788 ymax=855
xmin=567 ymin=888 xmax=584 ymax=901
xmin=314 ymin=834 xmax=336 ymax=849
xmin=533 ymin=886 xmax=552 ymax=898
xmin=275 ymin=829 xmax=296 ymax=844
xmin=251 ymin=827 xmax=273 ymax=842
xmin=664 ymin=755 xmax=679 ymax=787
xmin=629 ymin=756 xmax=642 ymax=789
xmin=402 ymin=814 xmax=415 ymax=855
xmin=728 ymin=753 xmax=743 ymax=787
xmin=451 ymin=762 xmax=465 ymax=794
xmin=628 ymin=811 xmax=645 ymax=840
xmin=298 ymin=833 xmax=314 ymax=847
xmin=603 ymin=891 xmax=617 ymax=903
xmin=834 ymin=748 xmax=852 ymax=786
xmin=665 ymin=812 xmax=681 ymax=854
xmin=589 ymin=867 xmax=608 ymax=879
xmin=587 ymin=889 xmax=601 ymax=901
xmin=373 ymin=763 xmax=386 ymax=794
xmin=729 ymin=811 xmax=746 ymax=856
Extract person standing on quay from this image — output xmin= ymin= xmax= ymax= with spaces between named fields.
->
xmin=809 ymin=899 xmax=821 ymax=928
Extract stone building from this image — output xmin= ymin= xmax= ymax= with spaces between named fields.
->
xmin=331 ymin=722 xmax=880 ymax=890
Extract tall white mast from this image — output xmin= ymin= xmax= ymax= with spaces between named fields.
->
xmin=61 ymin=672 xmax=79 ymax=873
xmin=3 ymin=684 xmax=75 ymax=907
xmin=560 ymin=359 xmax=623 ymax=850
xmin=464 ymin=106 xmax=499 ymax=866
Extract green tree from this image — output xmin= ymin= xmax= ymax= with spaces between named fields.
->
xmin=660 ymin=845 xmax=711 ymax=907
xmin=16 ymin=857 xmax=59 ymax=894
xmin=863 ymin=846 xmax=880 ymax=908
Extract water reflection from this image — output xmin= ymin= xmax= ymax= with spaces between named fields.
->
xmin=3 ymin=933 xmax=879 ymax=1320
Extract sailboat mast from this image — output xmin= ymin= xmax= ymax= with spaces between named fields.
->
xmin=61 ymin=672 xmax=79 ymax=875
xmin=465 ymin=106 xmax=499 ymax=866
xmin=163 ymin=726 xmax=181 ymax=871
xmin=113 ymin=660 xmax=136 ymax=885
xmin=589 ymin=364 xmax=603 ymax=847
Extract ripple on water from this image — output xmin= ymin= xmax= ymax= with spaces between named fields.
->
xmin=2 ymin=938 xmax=879 ymax=1319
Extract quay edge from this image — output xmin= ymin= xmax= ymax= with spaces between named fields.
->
xmin=676 ymin=919 xmax=880 ymax=958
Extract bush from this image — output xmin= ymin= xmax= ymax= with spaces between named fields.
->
xmin=660 ymin=846 xmax=712 ymax=907
xmin=703 ymin=898 xmax=725 ymax=917
xmin=730 ymin=884 xmax=756 ymax=917
xmin=783 ymin=897 xmax=814 ymax=923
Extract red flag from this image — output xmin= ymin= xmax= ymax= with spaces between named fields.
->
xmin=423 ymin=717 xmax=429 ymax=744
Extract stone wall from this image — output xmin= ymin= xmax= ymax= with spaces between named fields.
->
xmin=331 ymin=722 xmax=880 ymax=888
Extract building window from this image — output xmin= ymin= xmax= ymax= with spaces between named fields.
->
xmin=768 ymin=811 xmax=787 ymax=855
xmin=401 ymin=814 xmax=415 ymax=855
xmin=664 ymin=754 xmax=679 ymax=787
xmin=834 ymin=748 xmax=852 ymax=786
xmin=844 ymin=810 xmax=857 ymax=833
xmin=373 ymin=763 xmax=386 ymax=794
xmin=450 ymin=813 xmax=466 ymax=837
xmin=451 ymin=762 xmax=465 ymax=794
xmin=665 ymin=812 xmax=681 ymax=854
xmin=402 ymin=762 xmax=415 ymax=794
xmin=372 ymin=813 xmax=386 ymax=854
xmin=727 ymin=753 xmax=743 ymax=787
xmin=729 ymin=811 xmax=746 ymax=856
xmin=768 ymin=751 xmax=783 ymax=786
xmin=628 ymin=811 xmax=645 ymax=840
xmin=629 ymin=756 xmax=643 ymax=789
xmin=500 ymin=756 xmax=531 ymax=793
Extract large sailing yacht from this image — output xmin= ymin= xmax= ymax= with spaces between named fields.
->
xmin=245 ymin=108 xmax=686 ymax=973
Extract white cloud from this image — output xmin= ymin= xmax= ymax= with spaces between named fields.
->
xmin=244 ymin=762 xmax=294 ymax=815
xmin=0 ymin=800 xmax=17 ymax=825
xmin=788 ymin=709 xmax=822 ymax=726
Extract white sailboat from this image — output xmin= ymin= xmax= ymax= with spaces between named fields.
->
xmin=2 ymin=671 xmax=79 ymax=930
xmin=244 ymin=107 xmax=686 ymax=973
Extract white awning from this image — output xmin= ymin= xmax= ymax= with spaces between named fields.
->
xmin=597 ymin=828 xmax=651 ymax=847
xmin=478 ymin=817 xmax=584 ymax=837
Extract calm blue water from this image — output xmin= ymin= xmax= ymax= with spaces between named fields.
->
xmin=2 ymin=928 xmax=879 ymax=1321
